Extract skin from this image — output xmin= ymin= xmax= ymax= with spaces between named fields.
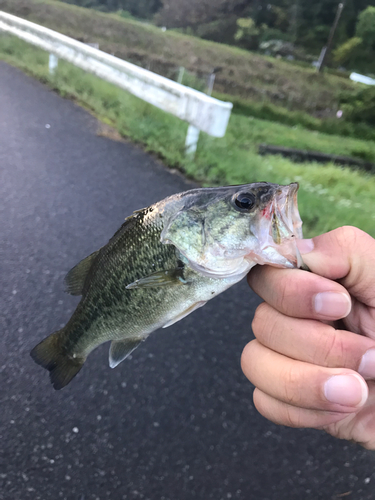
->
xmin=242 ymin=226 xmax=375 ymax=450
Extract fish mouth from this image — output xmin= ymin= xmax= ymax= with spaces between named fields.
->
xmin=272 ymin=183 xmax=303 ymax=243
xmin=249 ymin=182 xmax=306 ymax=269
xmin=270 ymin=182 xmax=305 ymax=268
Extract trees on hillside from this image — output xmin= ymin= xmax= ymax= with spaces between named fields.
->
xmin=333 ymin=6 xmax=375 ymax=72
xmin=61 ymin=0 xmax=375 ymax=71
xmin=62 ymin=0 xmax=162 ymax=18
xmin=356 ymin=6 xmax=375 ymax=50
xmin=154 ymin=0 xmax=250 ymax=28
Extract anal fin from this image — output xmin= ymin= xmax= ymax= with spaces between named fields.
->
xmin=109 ymin=338 xmax=142 ymax=368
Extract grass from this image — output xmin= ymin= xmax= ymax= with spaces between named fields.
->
xmin=0 ymin=0 xmax=360 ymax=117
xmin=0 ymin=34 xmax=374 ymax=239
xmin=214 ymin=93 xmax=375 ymax=143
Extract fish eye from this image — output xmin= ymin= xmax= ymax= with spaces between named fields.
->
xmin=234 ymin=192 xmax=256 ymax=211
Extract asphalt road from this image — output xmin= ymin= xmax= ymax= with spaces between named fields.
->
xmin=1 ymin=61 xmax=374 ymax=500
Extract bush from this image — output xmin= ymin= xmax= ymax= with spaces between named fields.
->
xmin=356 ymin=6 xmax=375 ymax=49
xmin=333 ymin=37 xmax=362 ymax=66
xmin=234 ymin=17 xmax=260 ymax=50
xmin=195 ymin=17 xmax=238 ymax=45
xmin=260 ymin=27 xmax=293 ymax=43
xmin=340 ymin=87 xmax=375 ymax=126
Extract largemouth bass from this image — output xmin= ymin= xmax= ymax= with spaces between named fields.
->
xmin=31 ymin=182 xmax=306 ymax=390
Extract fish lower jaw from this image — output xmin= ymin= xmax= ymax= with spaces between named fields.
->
xmin=188 ymin=257 xmax=254 ymax=280
xmin=244 ymin=245 xmax=296 ymax=269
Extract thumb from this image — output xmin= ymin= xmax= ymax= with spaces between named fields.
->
xmin=297 ymin=226 xmax=375 ymax=308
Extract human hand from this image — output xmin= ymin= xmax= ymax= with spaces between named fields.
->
xmin=242 ymin=226 xmax=375 ymax=449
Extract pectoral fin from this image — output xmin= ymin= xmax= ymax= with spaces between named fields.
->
xmin=162 ymin=301 xmax=207 ymax=328
xmin=126 ymin=267 xmax=188 ymax=290
xmin=64 ymin=250 xmax=99 ymax=295
xmin=109 ymin=338 xmax=143 ymax=368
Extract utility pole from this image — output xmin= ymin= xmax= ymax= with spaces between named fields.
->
xmin=291 ymin=0 xmax=299 ymax=44
xmin=317 ymin=2 xmax=344 ymax=73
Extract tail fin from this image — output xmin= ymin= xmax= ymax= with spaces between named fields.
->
xmin=30 ymin=329 xmax=85 ymax=390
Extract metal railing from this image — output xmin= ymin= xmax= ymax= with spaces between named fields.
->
xmin=0 ymin=11 xmax=233 ymax=156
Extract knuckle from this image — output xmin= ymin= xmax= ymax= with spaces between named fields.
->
xmin=283 ymin=404 xmax=301 ymax=428
xmin=252 ymin=303 xmax=279 ymax=346
xmin=240 ymin=340 xmax=257 ymax=376
xmin=334 ymin=226 xmax=363 ymax=249
xmin=321 ymin=331 xmax=345 ymax=367
xmin=281 ymin=365 xmax=303 ymax=406
xmin=276 ymin=273 xmax=303 ymax=313
xmin=252 ymin=388 xmax=263 ymax=413
xmin=247 ymin=265 xmax=263 ymax=289
xmin=276 ymin=275 xmax=292 ymax=309
xmin=322 ymin=419 xmax=348 ymax=440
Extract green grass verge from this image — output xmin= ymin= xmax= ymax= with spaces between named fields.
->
xmin=1 ymin=34 xmax=374 ymax=239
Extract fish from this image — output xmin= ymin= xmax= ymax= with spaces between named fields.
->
xmin=30 ymin=182 xmax=307 ymax=390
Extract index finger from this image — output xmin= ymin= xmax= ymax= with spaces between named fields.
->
xmin=247 ymin=266 xmax=352 ymax=321
xmin=299 ymin=226 xmax=375 ymax=308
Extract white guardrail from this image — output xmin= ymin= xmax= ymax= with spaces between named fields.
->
xmin=350 ymin=72 xmax=375 ymax=86
xmin=0 ymin=11 xmax=233 ymax=156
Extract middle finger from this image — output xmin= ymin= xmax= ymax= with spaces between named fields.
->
xmin=252 ymin=303 xmax=375 ymax=379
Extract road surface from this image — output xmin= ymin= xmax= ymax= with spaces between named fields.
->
xmin=0 ymin=61 xmax=374 ymax=500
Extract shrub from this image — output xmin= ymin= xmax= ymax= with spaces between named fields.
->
xmin=356 ymin=6 xmax=375 ymax=49
xmin=234 ymin=17 xmax=260 ymax=50
xmin=340 ymin=86 xmax=375 ymax=126
xmin=333 ymin=37 xmax=362 ymax=66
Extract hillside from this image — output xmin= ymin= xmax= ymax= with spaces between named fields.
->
xmin=0 ymin=0 xmax=358 ymax=116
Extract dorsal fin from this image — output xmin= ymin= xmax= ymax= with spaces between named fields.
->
xmin=64 ymin=250 xmax=99 ymax=296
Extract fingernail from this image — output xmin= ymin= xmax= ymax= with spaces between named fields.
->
xmin=325 ymin=374 xmax=368 ymax=407
xmin=358 ymin=349 xmax=375 ymax=379
xmin=314 ymin=292 xmax=351 ymax=319
xmin=296 ymin=238 xmax=314 ymax=254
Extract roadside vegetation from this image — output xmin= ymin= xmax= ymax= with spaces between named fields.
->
xmin=1 ymin=33 xmax=374 ymax=239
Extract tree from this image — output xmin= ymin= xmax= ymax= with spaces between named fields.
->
xmin=61 ymin=0 xmax=162 ymax=18
xmin=234 ymin=17 xmax=260 ymax=49
xmin=356 ymin=6 xmax=375 ymax=49
xmin=332 ymin=6 xmax=375 ymax=72
xmin=333 ymin=36 xmax=362 ymax=65
xmin=155 ymin=0 xmax=252 ymax=29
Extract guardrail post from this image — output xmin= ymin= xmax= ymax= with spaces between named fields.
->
xmin=177 ymin=66 xmax=185 ymax=84
xmin=185 ymin=125 xmax=200 ymax=157
xmin=49 ymin=53 xmax=58 ymax=75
